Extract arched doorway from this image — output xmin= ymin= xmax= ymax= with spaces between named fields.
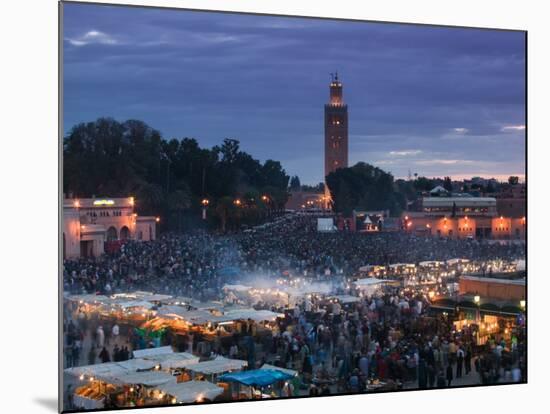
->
xmin=120 ymin=226 xmax=130 ymax=240
xmin=106 ymin=226 xmax=118 ymax=241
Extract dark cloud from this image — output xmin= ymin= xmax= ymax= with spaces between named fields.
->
xmin=63 ymin=3 xmax=526 ymax=184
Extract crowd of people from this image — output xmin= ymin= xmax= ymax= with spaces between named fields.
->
xmin=63 ymin=213 xmax=526 ymax=395
xmin=63 ymin=214 xmax=524 ymax=299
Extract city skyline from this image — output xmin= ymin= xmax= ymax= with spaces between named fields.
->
xmin=63 ymin=3 xmax=526 ymax=185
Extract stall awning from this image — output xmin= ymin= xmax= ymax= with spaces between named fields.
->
xmin=133 ymin=346 xmax=174 ymax=359
xmin=222 ymin=284 xmax=252 ymax=292
xmin=353 ymin=278 xmax=391 ymax=287
xmin=219 ymin=369 xmax=294 ymax=387
xmin=329 ymin=295 xmax=360 ymax=304
xmin=143 ymin=352 xmax=200 ymax=369
xmin=155 ymin=380 xmax=224 ymax=403
xmin=111 ymin=370 xmax=175 ymax=387
xmin=64 ymin=362 xmax=128 ymax=382
xmin=185 ymin=356 xmax=248 ymax=375
xmin=115 ymin=358 xmax=157 ymax=372
xmin=260 ymin=364 xmax=298 ymax=377
xmin=223 ymin=308 xmax=283 ymax=322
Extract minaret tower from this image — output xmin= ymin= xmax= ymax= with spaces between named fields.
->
xmin=324 ymin=72 xmax=349 ymax=180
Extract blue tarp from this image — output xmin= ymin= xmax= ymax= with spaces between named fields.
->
xmin=219 ymin=369 xmax=293 ymax=387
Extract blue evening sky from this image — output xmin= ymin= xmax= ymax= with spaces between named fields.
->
xmin=63 ymin=2 xmax=526 ymax=185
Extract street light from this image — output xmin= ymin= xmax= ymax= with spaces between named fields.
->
xmin=474 ymin=295 xmax=481 ymax=324
xmin=234 ymin=199 xmax=242 ymax=206
xmin=155 ymin=217 xmax=160 ymax=223
xmin=201 ymin=198 xmax=209 ymax=220
xmin=520 ymin=299 xmax=526 ymax=309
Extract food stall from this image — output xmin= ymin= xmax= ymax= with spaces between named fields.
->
xmin=154 ymin=380 xmax=225 ymax=404
xmin=353 ymin=278 xmax=392 ymax=296
xmin=184 ymin=356 xmax=248 ymax=383
xmin=219 ymin=369 xmax=295 ymax=400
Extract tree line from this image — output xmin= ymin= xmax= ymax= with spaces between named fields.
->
xmin=63 ymin=118 xmax=290 ymax=231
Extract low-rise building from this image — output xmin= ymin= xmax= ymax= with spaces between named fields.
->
xmin=63 ymin=196 xmax=158 ymax=259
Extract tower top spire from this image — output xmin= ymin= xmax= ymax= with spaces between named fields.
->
xmin=329 ymin=71 xmax=343 ymax=106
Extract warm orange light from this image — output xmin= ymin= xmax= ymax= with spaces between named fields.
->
xmin=404 ymin=216 xmax=409 ymax=221
xmin=261 ymin=195 xmax=269 ymax=202
xmin=201 ymin=198 xmax=209 ymax=206
xmin=407 ymin=221 xmax=412 ymax=227
xmin=464 ymin=216 xmax=468 ymax=221
xmin=129 ymin=197 xmax=134 ymax=206
xmin=234 ymin=199 xmax=242 ymax=206
xmin=155 ymin=217 xmax=160 ymax=223
xmin=73 ymin=200 xmax=80 ymax=208
xmin=426 ymin=224 xmax=431 ymax=228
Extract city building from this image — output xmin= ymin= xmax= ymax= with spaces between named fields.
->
xmin=422 ymin=196 xmax=498 ymax=217
xmin=63 ymin=196 xmax=158 ymax=259
xmin=324 ymin=72 xmax=349 ymax=179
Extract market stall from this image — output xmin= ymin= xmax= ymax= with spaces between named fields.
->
xmin=184 ymin=356 xmax=248 ymax=382
xmin=219 ymin=369 xmax=294 ymax=399
xmin=154 ymin=380 xmax=224 ymax=404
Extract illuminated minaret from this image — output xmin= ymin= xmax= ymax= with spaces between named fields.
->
xmin=324 ymin=72 xmax=349 ymax=180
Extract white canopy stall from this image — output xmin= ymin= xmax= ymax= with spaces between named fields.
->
xmin=154 ymin=380 xmax=224 ymax=403
xmin=353 ymin=278 xmax=392 ymax=296
xmin=184 ymin=356 xmax=248 ymax=381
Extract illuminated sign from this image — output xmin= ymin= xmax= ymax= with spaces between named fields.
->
xmin=93 ymin=199 xmax=115 ymax=206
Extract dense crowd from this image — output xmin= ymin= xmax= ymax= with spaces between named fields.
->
xmin=63 ymin=214 xmax=525 ymax=299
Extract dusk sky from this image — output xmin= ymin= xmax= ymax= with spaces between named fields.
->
xmin=63 ymin=2 xmax=526 ymax=185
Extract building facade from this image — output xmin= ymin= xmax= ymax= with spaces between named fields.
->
xmin=403 ymin=196 xmax=525 ymax=240
xmin=63 ymin=196 xmax=158 ymax=259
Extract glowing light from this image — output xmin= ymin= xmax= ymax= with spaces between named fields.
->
xmin=171 ymin=398 xmax=177 ymax=404
xmin=73 ymin=200 xmax=80 ymax=208
xmin=93 ymin=199 xmax=115 ymax=206
xmin=196 ymin=393 xmax=204 ymax=403
xmin=155 ymin=217 xmax=160 ymax=223
xmin=474 ymin=295 xmax=480 ymax=304
xmin=79 ymin=374 xmax=84 ymax=381
xmin=234 ymin=199 xmax=242 ymax=206
xmin=520 ymin=300 xmax=526 ymax=308
xmin=129 ymin=197 xmax=134 ymax=206
xmin=201 ymin=198 xmax=209 ymax=206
